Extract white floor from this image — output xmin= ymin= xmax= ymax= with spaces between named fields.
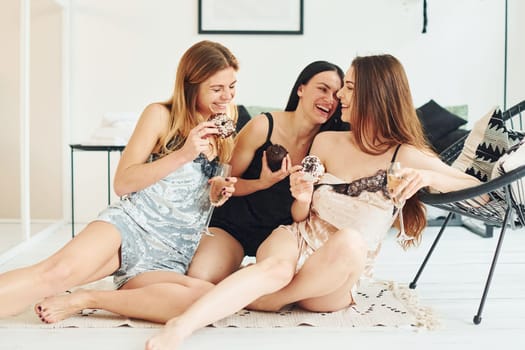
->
xmin=0 ymin=223 xmax=524 ymax=350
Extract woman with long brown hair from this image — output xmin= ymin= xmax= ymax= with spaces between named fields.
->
xmin=145 ymin=54 xmax=479 ymax=350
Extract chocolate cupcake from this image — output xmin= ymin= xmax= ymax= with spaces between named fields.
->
xmin=266 ymin=144 xmax=288 ymax=172
xmin=210 ymin=113 xmax=236 ymax=138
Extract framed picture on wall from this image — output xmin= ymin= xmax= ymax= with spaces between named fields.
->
xmin=198 ymin=0 xmax=303 ymax=35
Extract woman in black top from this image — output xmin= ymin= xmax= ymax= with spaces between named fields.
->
xmin=187 ymin=61 xmax=345 ymax=283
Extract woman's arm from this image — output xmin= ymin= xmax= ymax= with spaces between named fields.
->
xmin=289 ymin=134 xmax=332 ymax=222
xmin=289 ymin=169 xmax=312 ymax=222
xmin=395 ymin=145 xmax=481 ymax=201
xmin=230 ymin=114 xmax=290 ymax=196
xmin=113 ymin=103 xmax=216 ymax=196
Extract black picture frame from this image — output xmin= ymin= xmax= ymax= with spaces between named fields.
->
xmin=198 ymin=0 xmax=303 ymax=35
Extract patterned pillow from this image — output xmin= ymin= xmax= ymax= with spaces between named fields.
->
xmin=452 ymin=107 xmax=524 ymax=182
xmin=491 ymin=140 xmax=525 ymax=178
xmin=491 ymin=140 xmax=525 ymax=221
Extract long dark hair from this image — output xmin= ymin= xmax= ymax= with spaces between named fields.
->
xmin=284 ymin=61 xmax=347 ymax=131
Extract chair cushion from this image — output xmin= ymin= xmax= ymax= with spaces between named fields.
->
xmin=416 ymin=100 xmax=467 ymax=147
xmin=452 ymin=107 xmax=524 ymax=182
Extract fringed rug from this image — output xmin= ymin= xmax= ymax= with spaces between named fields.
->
xmin=0 ymin=279 xmax=438 ymax=330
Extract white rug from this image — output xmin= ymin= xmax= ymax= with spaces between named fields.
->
xmin=0 ymin=279 xmax=438 ymax=330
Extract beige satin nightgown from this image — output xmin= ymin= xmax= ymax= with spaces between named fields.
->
xmin=281 ymin=170 xmax=396 ymax=279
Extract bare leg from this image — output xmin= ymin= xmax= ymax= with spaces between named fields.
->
xmin=186 ymin=228 xmax=244 ymax=284
xmin=0 ymin=221 xmax=121 ymax=317
xmin=36 ymin=272 xmax=214 ymax=323
xmin=119 ymin=270 xmax=212 ymax=290
xmin=249 ymin=228 xmax=367 ymax=312
xmin=145 ymin=229 xmax=300 ymax=350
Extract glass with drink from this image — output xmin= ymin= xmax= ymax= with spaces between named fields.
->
xmin=387 ymin=161 xmax=412 ymax=243
xmin=202 ymin=163 xmax=232 ymax=236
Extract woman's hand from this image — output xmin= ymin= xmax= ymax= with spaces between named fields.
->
xmin=392 ymin=167 xmax=428 ymax=203
xmin=209 ymin=176 xmax=237 ymax=206
xmin=289 ymin=166 xmax=314 ymax=203
xmin=259 ymin=152 xmax=292 ymax=188
xmin=180 ymin=121 xmax=219 ymax=160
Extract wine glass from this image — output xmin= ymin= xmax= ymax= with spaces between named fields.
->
xmin=202 ymin=163 xmax=232 ymax=236
xmin=387 ymin=162 xmax=412 ymax=243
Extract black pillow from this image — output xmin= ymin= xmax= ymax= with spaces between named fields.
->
xmin=236 ymin=105 xmax=251 ymax=132
xmin=432 ymin=128 xmax=470 ymax=154
xmin=416 ymin=100 xmax=467 ymax=147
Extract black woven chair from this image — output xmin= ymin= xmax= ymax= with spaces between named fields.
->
xmin=409 ymin=99 xmax=525 ymax=324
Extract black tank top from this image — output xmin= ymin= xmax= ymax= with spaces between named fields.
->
xmin=210 ymin=113 xmax=293 ymax=256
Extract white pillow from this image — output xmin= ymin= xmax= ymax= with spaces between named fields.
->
xmin=491 ymin=140 xmax=525 ymax=177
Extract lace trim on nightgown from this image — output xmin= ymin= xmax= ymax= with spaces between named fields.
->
xmin=316 ymin=169 xmax=391 ymax=200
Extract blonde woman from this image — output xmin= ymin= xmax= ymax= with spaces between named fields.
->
xmin=0 ymin=40 xmax=238 ymax=320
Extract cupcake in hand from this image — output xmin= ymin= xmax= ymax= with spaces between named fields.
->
xmin=266 ymin=144 xmax=288 ymax=172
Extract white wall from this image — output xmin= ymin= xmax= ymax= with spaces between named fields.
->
xmin=0 ymin=0 xmax=63 ymax=220
xmin=0 ymin=0 xmax=21 ymax=219
xmin=47 ymin=0 xmax=525 ymax=222
xmin=507 ymin=0 xmax=524 ymax=108
xmin=30 ymin=0 xmax=63 ymax=220
xmin=69 ymin=0 xmax=521 ymax=133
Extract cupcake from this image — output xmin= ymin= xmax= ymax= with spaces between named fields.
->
xmin=266 ymin=144 xmax=288 ymax=172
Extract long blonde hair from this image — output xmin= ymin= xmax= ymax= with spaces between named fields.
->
xmin=349 ymin=54 xmax=431 ymax=248
xmin=160 ymin=40 xmax=239 ymax=163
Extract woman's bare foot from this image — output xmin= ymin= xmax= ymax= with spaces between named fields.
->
xmin=145 ymin=318 xmax=191 ymax=350
xmin=34 ymin=289 xmax=91 ymax=323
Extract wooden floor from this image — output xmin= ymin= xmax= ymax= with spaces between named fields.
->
xmin=0 ymin=223 xmax=524 ymax=350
